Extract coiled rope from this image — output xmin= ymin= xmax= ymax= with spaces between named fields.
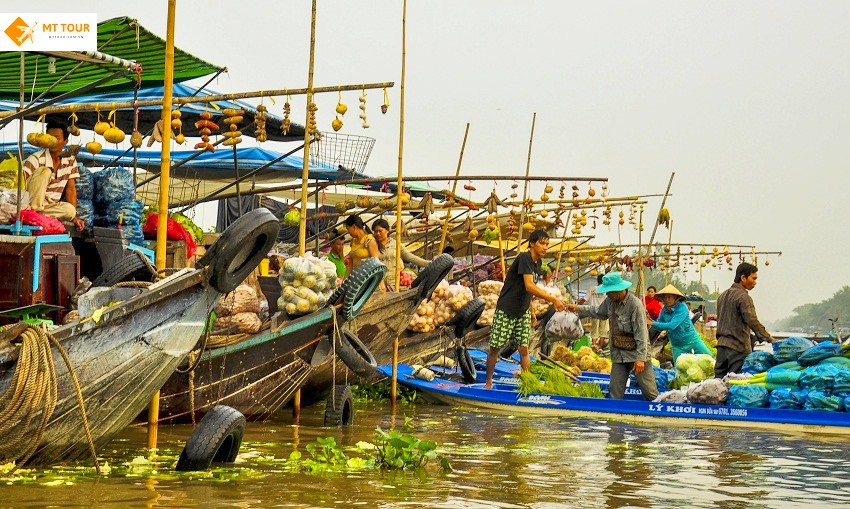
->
xmin=0 ymin=324 xmax=100 ymax=474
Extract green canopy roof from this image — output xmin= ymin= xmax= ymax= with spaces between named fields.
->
xmin=0 ymin=17 xmax=222 ymax=100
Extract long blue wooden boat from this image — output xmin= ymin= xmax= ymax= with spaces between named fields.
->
xmin=378 ymin=362 xmax=850 ymax=436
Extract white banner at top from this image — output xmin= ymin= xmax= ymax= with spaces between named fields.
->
xmin=0 ymin=13 xmax=97 ymax=51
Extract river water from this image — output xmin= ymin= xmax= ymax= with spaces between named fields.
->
xmin=4 ymin=401 xmax=850 ymax=508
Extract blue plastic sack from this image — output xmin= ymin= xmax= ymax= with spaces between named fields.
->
xmin=75 ymin=162 xmax=94 ymax=200
xmin=804 ymin=390 xmax=845 ymax=412
xmin=728 ymin=384 xmax=769 ymax=408
xmin=93 ymin=166 xmax=134 ymax=206
xmin=75 ymin=198 xmax=93 ymax=228
xmin=769 ymin=387 xmax=808 ymax=410
xmin=773 ymin=337 xmax=815 ymax=363
xmin=741 ymin=351 xmax=776 ymax=374
xmin=121 ymin=220 xmax=144 ymax=246
xmin=797 ymin=341 xmax=844 ymax=367
xmin=652 ymin=366 xmax=669 ymax=394
xmin=833 ymin=370 xmax=850 ymax=398
xmin=799 ymin=365 xmax=844 ymax=394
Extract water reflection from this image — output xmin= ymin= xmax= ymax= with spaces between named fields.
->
xmin=602 ymin=427 xmax=654 ymax=508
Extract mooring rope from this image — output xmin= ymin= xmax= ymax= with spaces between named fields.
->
xmin=0 ymin=324 xmax=100 ymax=474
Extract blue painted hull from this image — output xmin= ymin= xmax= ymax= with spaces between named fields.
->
xmin=379 ymin=362 xmax=850 ymax=436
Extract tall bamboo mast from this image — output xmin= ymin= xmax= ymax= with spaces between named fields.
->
xmin=148 ymin=0 xmax=177 ymax=455
xmin=516 ymin=113 xmax=536 ymax=247
xmin=638 ymin=172 xmax=675 ymax=297
xmin=437 ymin=123 xmax=469 ymax=253
xmin=298 ymin=0 xmax=318 ymax=256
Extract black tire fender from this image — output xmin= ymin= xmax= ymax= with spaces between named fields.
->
xmin=416 ymin=254 xmax=454 ymax=302
xmin=324 ymin=385 xmax=354 ymax=426
xmin=175 ymin=405 xmax=246 ymax=471
xmin=449 ymin=297 xmax=485 ymax=339
xmin=455 ymin=344 xmax=477 ymax=384
xmin=335 ymin=327 xmax=378 ymax=377
xmin=499 ymin=344 xmax=517 ymax=360
xmin=207 ymin=209 xmax=280 ymax=293
xmin=91 ymin=250 xmax=156 ymax=287
xmin=339 ymin=257 xmax=386 ymax=321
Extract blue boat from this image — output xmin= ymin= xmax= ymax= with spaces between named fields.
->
xmin=379 ymin=362 xmax=850 ymax=436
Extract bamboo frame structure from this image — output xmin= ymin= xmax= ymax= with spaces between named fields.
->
xmin=516 ymin=113 xmax=536 ymax=246
xmin=438 ymin=123 xmax=469 ymax=253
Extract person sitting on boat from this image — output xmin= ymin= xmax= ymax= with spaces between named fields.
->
xmin=22 ymin=119 xmax=84 ymax=230
xmin=567 ymin=272 xmax=658 ymax=400
xmin=646 ymin=284 xmax=713 ymax=365
xmin=643 ymin=286 xmax=663 ymax=320
xmin=372 ymin=217 xmax=429 ymax=291
xmin=714 ymin=262 xmax=774 ymax=378
xmin=343 ymin=215 xmax=380 ymax=277
xmin=326 ymin=232 xmax=348 ymax=278
xmin=484 ymin=229 xmax=565 ymax=389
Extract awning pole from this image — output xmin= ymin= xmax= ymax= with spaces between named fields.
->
xmin=437 ymin=123 xmax=469 ymax=253
xmin=298 ymin=0 xmax=318 ymax=257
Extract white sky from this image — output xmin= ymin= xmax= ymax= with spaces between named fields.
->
xmin=14 ymin=1 xmax=850 ymax=323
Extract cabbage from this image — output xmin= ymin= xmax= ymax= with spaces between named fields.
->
xmin=283 ymin=209 xmax=301 ymax=226
xmin=670 ymin=353 xmax=716 ymax=389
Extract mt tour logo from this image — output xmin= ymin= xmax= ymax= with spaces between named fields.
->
xmin=0 ymin=14 xmax=96 ymax=51
xmin=4 ymin=16 xmax=34 ymax=46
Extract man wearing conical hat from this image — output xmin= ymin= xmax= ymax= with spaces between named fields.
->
xmin=567 ymin=271 xmax=657 ymax=400
xmin=646 ymin=284 xmax=714 ymax=365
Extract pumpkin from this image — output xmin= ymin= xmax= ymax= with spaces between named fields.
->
xmin=103 ymin=126 xmax=126 ymax=144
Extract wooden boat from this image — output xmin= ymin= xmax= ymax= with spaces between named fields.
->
xmin=0 ymin=209 xmax=279 ymax=466
xmin=379 ymin=362 xmax=850 ymax=436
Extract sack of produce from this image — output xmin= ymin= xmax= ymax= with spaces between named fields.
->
xmin=769 ymin=387 xmax=808 ymax=410
xmin=142 ymin=212 xmax=197 ymax=258
xmin=652 ymin=366 xmax=670 ymax=394
xmin=722 ymin=372 xmax=752 ymax=386
xmin=654 ymin=388 xmax=688 ymax=403
xmin=833 ymin=370 xmax=850 ymax=398
xmin=433 ymin=299 xmax=457 ymax=326
xmin=741 ymin=351 xmax=776 ymax=374
xmin=215 ymin=284 xmax=261 ymax=316
xmin=0 ymin=152 xmax=19 ymax=190
xmin=476 ymin=280 xmax=503 ymax=326
xmin=686 ymin=378 xmax=728 ymax=405
xmin=213 ymin=311 xmax=262 ymax=334
xmin=804 ymin=390 xmax=845 ymax=412
xmin=409 ymin=299 xmax=437 ymax=333
xmin=799 ymin=364 xmax=844 ymax=394
xmin=93 ymin=166 xmax=135 ymax=206
xmin=478 ymin=280 xmax=504 ymax=296
xmin=277 ymin=254 xmax=340 ymax=316
xmin=727 ymin=384 xmax=769 ymax=408
xmin=443 ymin=284 xmax=473 ymax=311
xmin=797 ymin=340 xmax=844 ymax=366
xmin=430 ymin=279 xmax=450 ymax=302
xmin=75 ymin=198 xmax=93 ymax=228
xmin=670 ymin=353 xmax=715 ymax=389
xmin=0 ymin=189 xmax=28 ymax=223
xmin=531 ymin=285 xmax=560 ymax=317
xmin=75 ymin=162 xmax=94 ymax=200
xmin=772 ymin=337 xmax=815 ymax=363
xmin=17 ymin=208 xmax=65 ymax=235
xmin=545 ymin=310 xmax=584 ymax=341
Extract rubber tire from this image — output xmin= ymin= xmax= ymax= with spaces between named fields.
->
xmin=455 ymin=344 xmax=477 ymax=384
xmin=207 ymin=209 xmax=280 ymax=293
xmin=339 ymin=257 xmax=386 ymax=321
xmin=500 ymin=344 xmax=517 ymax=360
xmin=91 ymin=251 xmax=156 ymax=287
xmin=175 ymin=405 xmax=246 ymax=471
xmin=324 ymin=385 xmax=354 ymax=426
xmin=415 ymin=254 xmax=454 ymax=302
xmin=335 ymin=327 xmax=378 ymax=377
xmin=449 ymin=297 xmax=486 ymax=339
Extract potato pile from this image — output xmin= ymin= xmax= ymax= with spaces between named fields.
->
xmin=550 ymin=344 xmax=613 ymax=374
xmin=277 ymin=255 xmax=339 ymax=316
xmin=408 ymin=280 xmax=474 ymax=333
xmin=214 ymin=284 xmax=262 ymax=334
xmin=476 ymin=280 xmax=504 ymax=326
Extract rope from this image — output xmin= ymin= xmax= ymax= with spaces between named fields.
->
xmin=331 ymin=310 xmax=339 ymax=412
xmin=187 ymin=351 xmax=196 ymax=426
xmin=0 ymin=324 xmax=100 ymax=474
xmin=113 ymin=281 xmax=153 ymax=288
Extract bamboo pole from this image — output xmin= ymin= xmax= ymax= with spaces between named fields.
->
xmin=665 ymin=219 xmax=673 ymax=285
xmin=636 ymin=206 xmax=645 ymax=298
xmin=0 ymin=82 xmax=396 ymax=118
xmin=298 ymin=0 xmax=318 ymax=257
xmin=516 ymin=112 xmax=536 ymax=247
xmin=148 ymin=0 xmax=177 ymax=456
xmin=553 ymin=210 xmax=574 ymax=278
xmin=437 ymin=123 xmax=470 ymax=253
xmin=495 ymin=219 xmax=506 ymax=280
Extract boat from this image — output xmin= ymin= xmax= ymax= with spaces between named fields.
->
xmin=379 ymin=361 xmax=850 ymax=436
xmin=0 ymin=209 xmax=279 ymax=466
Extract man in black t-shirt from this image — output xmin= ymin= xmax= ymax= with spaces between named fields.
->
xmin=484 ymin=229 xmax=565 ymax=389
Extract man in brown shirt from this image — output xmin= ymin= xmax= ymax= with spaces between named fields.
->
xmin=714 ymin=262 xmax=773 ymax=378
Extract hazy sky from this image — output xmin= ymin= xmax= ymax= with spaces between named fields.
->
xmin=12 ymin=1 xmax=850 ymax=323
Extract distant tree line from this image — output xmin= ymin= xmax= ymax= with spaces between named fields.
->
xmin=778 ymin=286 xmax=850 ymax=332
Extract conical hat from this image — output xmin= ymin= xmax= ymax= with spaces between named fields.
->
xmin=655 ymin=284 xmax=685 ymax=300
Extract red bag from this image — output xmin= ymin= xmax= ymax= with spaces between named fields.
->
xmin=17 ymin=209 xmax=67 ymax=235
xmin=143 ymin=212 xmax=197 ymax=259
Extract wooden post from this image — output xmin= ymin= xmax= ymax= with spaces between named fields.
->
xmin=640 ymin=172 xmax=675 ymax=297
xmin=391 ymin=0 xmax=408 ymax=412
xmin=516 ymin=113 xmax=536 ymax=247
xmin=298 ymin=0 xmax=318 ymax=256
xmin=437 ymin=123 xmax=470 ymax=254
xmin=496 ymin=216 xmax=507 ymax=281
xmin=148 ymin=0 xmax=177 ymax=456
xmin=292 ymin=389 xmax=301 ymax=422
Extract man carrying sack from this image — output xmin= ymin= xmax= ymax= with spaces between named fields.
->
xmin=567 ymin=272 xmax=658 ymax=400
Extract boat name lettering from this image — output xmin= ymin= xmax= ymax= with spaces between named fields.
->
xmin=518 ymin=395 xmax=554 ymax=404
xmin=654 ymin=404 xmax=696 ymax=414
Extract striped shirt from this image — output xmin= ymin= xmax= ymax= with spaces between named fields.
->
xmin=23 ymin=149 xmax=79 ymax=204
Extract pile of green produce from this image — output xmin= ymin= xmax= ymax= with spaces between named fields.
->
xmin=519 ymin=365 xmax=604 ymax=398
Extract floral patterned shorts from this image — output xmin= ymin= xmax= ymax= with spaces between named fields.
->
xmin=489 ymin=309 xmax=532 ymax=349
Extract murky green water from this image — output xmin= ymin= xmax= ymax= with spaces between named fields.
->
xmin=3 ymin=401 xmax=850 ymax=508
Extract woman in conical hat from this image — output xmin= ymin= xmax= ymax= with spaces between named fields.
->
xmin=647 ymin=284 xmax=714 ymax=364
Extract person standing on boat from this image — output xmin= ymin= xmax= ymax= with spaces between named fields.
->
xmin=646 ymin=284 xmax=713 ymax=365
xmin=22 ymin=119 xmax=84 ymax=230
xmin=484 ymin=229 xmax=565 ymax=389
xmin=326 ymin=232 xmax=348 ymax=278
xmin=567 ymin=272 xmax=658 ymax=400
xmin=372 ymin=218 xmax=429 ymax=290
xmin=714 ymin=262 xmax=773 ymax=378
xmin=343 ymin=215 xmax=380 ymax=277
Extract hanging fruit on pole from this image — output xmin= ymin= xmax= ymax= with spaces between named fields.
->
xmin=282 ymin=95 xmax=292 ymax=135
xmin=222 ymin=108 xmax=244 ymax=147
xmin=359 ymin=88 xmax=369 ymax=128
xmin=255 ymin=104 xmax=268 ymax=142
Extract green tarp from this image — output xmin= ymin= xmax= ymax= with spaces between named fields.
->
xmin=0 ymin=17 xmax=222 ymax=100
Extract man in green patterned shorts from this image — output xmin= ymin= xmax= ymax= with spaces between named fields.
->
xmin=484 ymin=229 xmax=565 ymax=389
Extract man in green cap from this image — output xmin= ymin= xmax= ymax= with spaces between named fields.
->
xmin=567 ymin=271 xmax=658 ymax=400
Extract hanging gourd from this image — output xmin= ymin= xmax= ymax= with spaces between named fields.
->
xmin=67 ymin=111 xmax=81 ymax=137
xmin=306 ymin=102 xmax=318 ymax=136
xmin=93 ymin=107 xmax=110 ymax=135
xmin=194 ymin=111 xmax=218 ymax=152
xmin=420 ymin=192 xmax=434 ymax=217
xmin=222 ymin=108 xmax=244 ymax=147
xmin=130 ymin=130 xmax=143 ymax=148
xmin=27 ymin=117 xmax=57 ymax=149
xmin=85 ymin=139 xmax=102 ymax=155
xmin=359 ymin=88 xmax=369 ymax=128
xmin=255 ymin=104 xmax=268 ymax=142
xmin=282 ymin=95 xmax=292 ymax=135
xmin=103 ymin=109 xmax=126 ymax=144
xmin=544 ymin=184 xmax=553 ymax=194
xmin=381 ymin=86 xmax=390 ymax=114
xmin=170 ymin=109 xmax=185 ymax=145
xmin=464 ymin=184 xmax=476 ymax=192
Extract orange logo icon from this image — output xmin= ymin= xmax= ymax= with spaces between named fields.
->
xmin=5 ymin=17 xmax=37 ymax=47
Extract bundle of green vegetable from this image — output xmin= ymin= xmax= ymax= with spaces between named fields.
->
xmin=517 ymin=367 xmax=603 ymax=399
xmin=727 ymin=368 xmax=801 ymax=391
